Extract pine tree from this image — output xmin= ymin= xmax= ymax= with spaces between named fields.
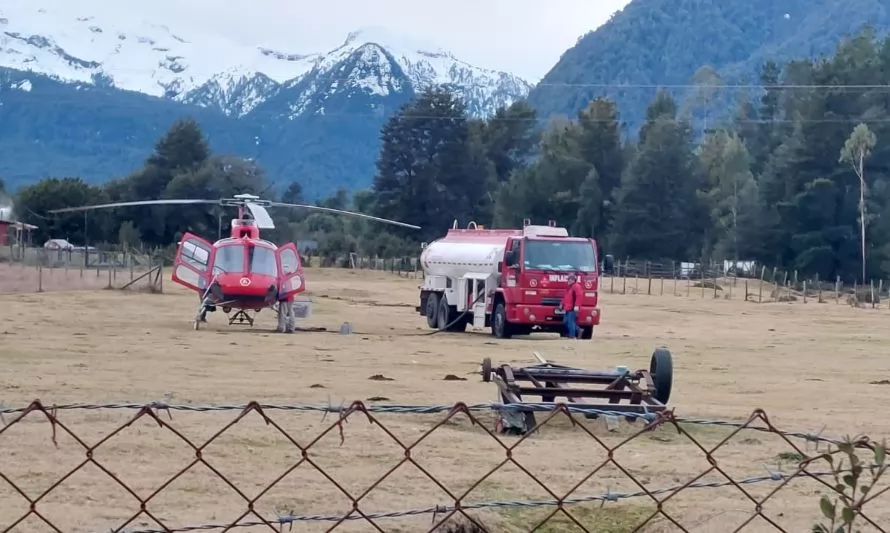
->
xmin=576 ymin=98 xmax=624 ymax=239
xmin=699 ymin=130 xmax=762 ymax=260
xmin=371 ymin=87 xmax=485 ymax=241
xmin=612 ymin=95 xmax=701 ymax=259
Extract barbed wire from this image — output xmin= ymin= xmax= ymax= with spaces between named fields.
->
xmin=109 ymin=469 xmax=846 ymax=533
xmin=1 ymin=399 xmax=886 ymax=533
xmin=0 ymin=400 xmax=850 ymax=446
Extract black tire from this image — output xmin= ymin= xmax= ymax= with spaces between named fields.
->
xmin=580 ymin=327 xmax=593 ymax=340
xmin=437 ymin=297 xmax=452 ymax=330
xmin=650 ymin=347 xmax=673 ymax=404
xmin=492 ymin=302 xmax=512 ymax=339
xmin=481 ymin=358 xmax=492 ymax=382
xmin=425 ymin=293 xmax=440 ymax=329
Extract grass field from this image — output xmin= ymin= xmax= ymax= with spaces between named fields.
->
xmin=1 ymin=268 xmax=889 ymax=532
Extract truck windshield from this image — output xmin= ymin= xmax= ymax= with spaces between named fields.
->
xmin=523 ymin=240 xmax=596 ymax=272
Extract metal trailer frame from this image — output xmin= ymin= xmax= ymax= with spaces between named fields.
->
xmin=481 ymin=348 xmax=673 ymax=434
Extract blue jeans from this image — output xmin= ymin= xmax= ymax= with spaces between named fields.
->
xmin=563 ymin=310 xmax=578 ymax=338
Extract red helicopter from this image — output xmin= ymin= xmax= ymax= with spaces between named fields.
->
xmin=49 ymin=194 xmax=420 ymax=332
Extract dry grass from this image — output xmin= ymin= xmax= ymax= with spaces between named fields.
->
xmin=1 ymin=267 xmax=889 ymax=532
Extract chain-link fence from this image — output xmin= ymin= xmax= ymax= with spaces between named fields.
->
xmin=0 ymin=400 xmax=886 ymax=532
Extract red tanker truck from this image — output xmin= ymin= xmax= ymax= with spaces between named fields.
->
xmin=416 ymin=219 xmax=609 ymax=339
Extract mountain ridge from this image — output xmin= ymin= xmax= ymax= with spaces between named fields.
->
xmin=0 ymin=3 xmax=530 ymax=119
xmin=527 ymin=0 xmax=890 ymax=132
xmin=0 ymin=3 xmax=530 ymax=197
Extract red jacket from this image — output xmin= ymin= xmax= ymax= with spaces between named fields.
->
xmin=561 ymin=282 xmax=583 ymax=310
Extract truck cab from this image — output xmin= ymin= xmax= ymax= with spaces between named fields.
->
xmin=494 ymin=224 xmax=601 ymax=338
xmin=417 ymin=220 xmax=603 ymax=340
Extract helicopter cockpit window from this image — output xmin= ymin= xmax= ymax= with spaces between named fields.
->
xmin=215 ymin=245 xmax=245 ymax=274
xmin=181 ymin=240 xmax=211 ymax=271
xmin=249 ymin=246 xmax=278 ymax=277
xmin=279 ymin=248 xmax=299 ymax=275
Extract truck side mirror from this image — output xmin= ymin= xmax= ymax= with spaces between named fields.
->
xmin=497 ymin=261 xmax=503 ymax=272
xmin=602 ymin=254 xmax=615 ymax=274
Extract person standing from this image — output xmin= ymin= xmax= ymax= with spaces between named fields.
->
xmin=276 ymin=295 xmax=295 ymax=333
xmin=560 ymin=274 xmax=583 ymax=339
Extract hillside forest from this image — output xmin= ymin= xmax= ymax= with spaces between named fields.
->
xmin=528 ymin=0 xmax=890 ymax=130
xmin=9 ymin=28 xmax=890 ymax=283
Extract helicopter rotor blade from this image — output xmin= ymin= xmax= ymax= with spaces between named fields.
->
xmin=48 ymin=199 xmax=220 ymax=214
xmin=244 ymin=202 xmax=276 ymax=229
xmin=268 ymin=202 xmax=421 ymax=230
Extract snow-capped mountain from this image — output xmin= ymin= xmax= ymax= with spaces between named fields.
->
xmin=0 ymin=3 xmax=531 ymax=118
xmin=0 ymin=2 xmax=534 ymax=200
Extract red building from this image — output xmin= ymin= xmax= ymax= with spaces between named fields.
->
xmin=0 ymin=219 xmax=37 ymax=246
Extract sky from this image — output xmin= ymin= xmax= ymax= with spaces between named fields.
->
xmin=118 ymin=0 xmax=632 ymax=81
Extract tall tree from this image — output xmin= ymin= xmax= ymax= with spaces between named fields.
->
xmin=576 ymin=98 xmax=624 ymax=239
xmin=125 ymin=118 xmax=213 ymax=245
xmin=612 ymin=95 xmax=701 ymax=259
xmin=477 ymin=101 xmax=538 ymax=183
xmin=493 ymin=119 xmax=595 ymax=230
xmin=685 ymin=65 xmax=723 ymax=135
xmin=839 ymin=123 xmax=878 ymax=281
xmin=699 ymin=130 xmax=762 ymax=260
xmin=639 ymin=91 xmax=678 ymax=145
xmin=146 ymin=118 xmax=210 ymax=175
xmin=372 ymin=87 xmax=486 ymax=242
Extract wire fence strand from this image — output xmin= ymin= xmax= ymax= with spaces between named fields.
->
xmin=0 ymin=400 xmax=887 ymax=533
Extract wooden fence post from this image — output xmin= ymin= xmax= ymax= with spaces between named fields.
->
xmin=672 ymin=261 xmax=677 ymax=296
xmin=646 ymin=261 xmax=652 ymax=295
xmin=700 ymin=267 xmax=705 ymax=298
xmin=870 ymin=280 xmax=876 ymax=309
xmin=713 ymin=272 xmax=718 ymax=299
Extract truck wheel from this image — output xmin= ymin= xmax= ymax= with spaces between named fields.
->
xmin=650 ymin=347 xmax=673 ymax=404
xmin=425 ymin=293 xmax=439 ymax=329
xmin=580 ymin=327 xmax=593 ymax=340
xmin=437 ymin=298 xmax=452 ymax=331
xmin=492 ymin=303 xmax=512 ymax=339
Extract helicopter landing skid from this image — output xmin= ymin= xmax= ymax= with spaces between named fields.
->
xmin=194 ymin=301 xmax=211 ymax=330
xmin=227 ymin=310 xmax=255 ymax=327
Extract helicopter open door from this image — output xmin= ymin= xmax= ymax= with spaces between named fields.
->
xmin=172 ymin=233 xmax=215 ymax=293
xmin=276 ymin=243 xmax=305 ymax=299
